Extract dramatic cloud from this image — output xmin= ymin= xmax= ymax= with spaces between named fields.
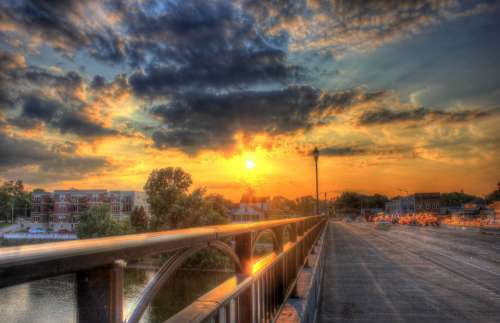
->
xmin=1 ymin=0 xmax=499 ymax=195
xmin=150 ymin=86 xmax=384 ymax=153
xmin=126 ymin=0 xmax=295 ymax=96
xmin=0 ymin=49 xmax=121 ymax=138
xmin=0 ymin=50 xmax=26 ymax=110
xmin=57 ymin=111 xmax=119 ymax=137
xmin=0 ymin=130 xmax=108 ymax=174
xmin=321 ymin=144 xmax=415 ymax=157
xmin=358 ymin=107 xmax=498 ymax=126
xmin=21 ymin=95 xmax=60 ymax=122
xmin=0 ymin=0 xmax=126 ymax=63
xmin=245 ymin=0 xmax=496 ymax=55
xmin=10 ymin=93 xmax=119 ymax=138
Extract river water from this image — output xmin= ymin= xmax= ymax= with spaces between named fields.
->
xmin=0 ymin=268 xmax=233 ymax=323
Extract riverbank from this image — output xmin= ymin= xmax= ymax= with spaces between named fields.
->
xmin=2 ymin=232 xmax=77 ymax=240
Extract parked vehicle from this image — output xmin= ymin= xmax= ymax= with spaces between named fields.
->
xmin=28 ymin=228 xmax=48 ymax=234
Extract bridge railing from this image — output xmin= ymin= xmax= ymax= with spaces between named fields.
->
xmin=0 ymin=215 xmax=326 ymax=323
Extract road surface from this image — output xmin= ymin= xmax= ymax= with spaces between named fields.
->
xmin=318 ymin=221 xmax=500 ymax=323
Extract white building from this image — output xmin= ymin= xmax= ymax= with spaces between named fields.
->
xmin=109 ymin=191 xmax=149 ymax=221
xmin=232 ymin=197 xmax=269 ymax=222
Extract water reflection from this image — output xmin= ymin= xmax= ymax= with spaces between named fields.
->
xmin=0 ymin=275 xmax=76 ymax=323
xmin=0 ymin=269 xmax=233 ymax=323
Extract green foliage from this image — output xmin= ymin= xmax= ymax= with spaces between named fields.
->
xmin=269 ymin=195 xmax=319 ymax=217
xmin=294 ymin=196 xmax=317 ymax=216
xmin=144 ymin=168 xmax=230 ymax=230
xmin=77 ymin=205 xmax=130 ymax=238
xmin=335 ymin=192 xmax=388 ymax=211
xmin=130 ymin=206 xmax=148 ymax=232
xmin=440 ymin=192 xmax=482 ymax=206
xmin=182 ymin=248 xmax=235 ymax=271
xmin=485 ymin=185 xmax=500 ymax=204
xmin=0 ymin=180 xmax=31 ymax=222
xmin=269 ymin=195 xmax=296 ymax=218
xmin=144 ymin=167 xmax=193 ymax=229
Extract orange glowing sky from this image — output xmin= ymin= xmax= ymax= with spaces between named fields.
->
xmin=1 ymin=1 xmax=500 ymax=200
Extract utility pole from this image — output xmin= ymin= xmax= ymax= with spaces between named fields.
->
xmin=313 ymin=147 xmax=320 ymax=215
xmin=324 ymin=192 xmax=327 ymax=215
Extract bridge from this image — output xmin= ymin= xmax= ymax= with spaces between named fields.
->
xmin=1 ymin=217 xmax=499 ymax=323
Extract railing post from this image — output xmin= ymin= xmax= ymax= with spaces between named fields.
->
xmin=272 ymin=227 xmax=284 ymax=253
xmin=235 ymin=233 xmax=254 ymax=323
xmin=76 ymin=260 xmax=125 ymax=323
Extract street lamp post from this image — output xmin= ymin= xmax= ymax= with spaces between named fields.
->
xmin=313 ymin=147 xmax=320 ymax=215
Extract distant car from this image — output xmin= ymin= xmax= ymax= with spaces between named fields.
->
xmin=375 ymin=221 xmax=392 ymax=230
xmin=28 ymin=228 xmax=48 ymax=234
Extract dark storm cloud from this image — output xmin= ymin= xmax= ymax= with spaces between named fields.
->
xmin=321 ymin=146 xmax=367 ymax=156
xmin=0 ymin=51 xmax=25 ymax=110
xmin=23 ymin=69 xmax=84 ymax=92
xmin=8 ymin=93 xmax=119 ymax=138
xmin=126 ymin=0 xmax=295 ymax=96
xmin=0 ymin=130 xmax=108 ymax=173
xmin=0 ymin=49 xmax=120 ymax=139
xmin=0 ymin=130 xmax=54 ymax=167
xmin=321 ymin=144 xmax=414 ymax=157
xmin=0 ymin=51 xmax=86 ymax=111
xmin=150 ymin=86 xmax=384 ymax=153
xmin=90 ymin=75 xmax=106 ymax=90
xmin=21 ymin=95 xmax=60 ymax=122
xmin=358 ymin=107 xmax=498 ymax=126
xmin=243 ymin=0 xmax=496 ymax=54
xmin=58 ymin=112 xmax=118 ymax=137
xmin=0 ymin=0 xmax=126 ymax=63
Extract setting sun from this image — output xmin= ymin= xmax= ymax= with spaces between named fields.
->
xmin=246 ymin=160 xmax=256 ymax=169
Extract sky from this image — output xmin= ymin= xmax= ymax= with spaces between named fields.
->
xmin=0 ymin=0 xmax=499 ymax=200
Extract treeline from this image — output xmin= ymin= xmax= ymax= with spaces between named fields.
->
xmin=78 ymin=167 xmax=234 ymax=238
xmin=334 ymin=192 xmax=389 ymax=211
xmin=0 ymin=180 xmax=33 ymax=223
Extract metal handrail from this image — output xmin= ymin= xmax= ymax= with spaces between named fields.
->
xmin=0 ymin=215 xmax=326 ymax=323
xmin=0 ymin=216 xmax=322 ymax=288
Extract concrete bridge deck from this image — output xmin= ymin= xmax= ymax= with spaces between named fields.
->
xmin=318 ymin=221 xmax=500 ymax=323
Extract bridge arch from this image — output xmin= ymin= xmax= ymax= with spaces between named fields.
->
xmin=253 ymin=228 xmax=281 ymax=254
xmin=126 ymin=240 xmax=241 ymax=323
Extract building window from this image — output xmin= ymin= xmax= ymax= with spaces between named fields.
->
xmin=122 ymin=197 xmax=132 ymax=212
xmin=112 ymin=203 xmax=120 ymax=213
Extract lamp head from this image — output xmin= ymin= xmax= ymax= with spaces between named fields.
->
xmin=312 ymin=147 xmax=319 ymax=161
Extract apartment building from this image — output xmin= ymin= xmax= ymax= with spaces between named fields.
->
xmin=385 ymin=192 xmax=441 ymax=215
xmin=31 ymin=192 xmax=53 ymax=224
xmin=109 ymin=191 xmax=149 ymax=221
xmin=28 ymin=189 xmax=149 ymax=232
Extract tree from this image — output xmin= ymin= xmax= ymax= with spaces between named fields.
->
xmin=333 ymin=192 xmax=388 ymax=212
xmin=335 ymin=192 xmax=364 ymax=211
xmin=269 ymin=195 xmax=294 ymax=218
xmin=440 ymin=192 xmax=479 ymax=206
xmin=130 ymin=206 xmax=148 ymax=232
xmin=77 ymin=205 xmax=129 ymax=238
xmin=294 ymin=196 xmax=316 ymax=216
xmin=0 ymin=180 xmax=31 ymax=222
xmin=485 ymin=183 xmax=500 ymax=204
xmin=144 ymin=167 xmax=193 ymax=230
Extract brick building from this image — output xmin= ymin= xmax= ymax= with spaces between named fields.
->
xmin=31 ymin=192 xmax=53 ymax=224
xmin=27 ymin=189 xmax=149 ymax=232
